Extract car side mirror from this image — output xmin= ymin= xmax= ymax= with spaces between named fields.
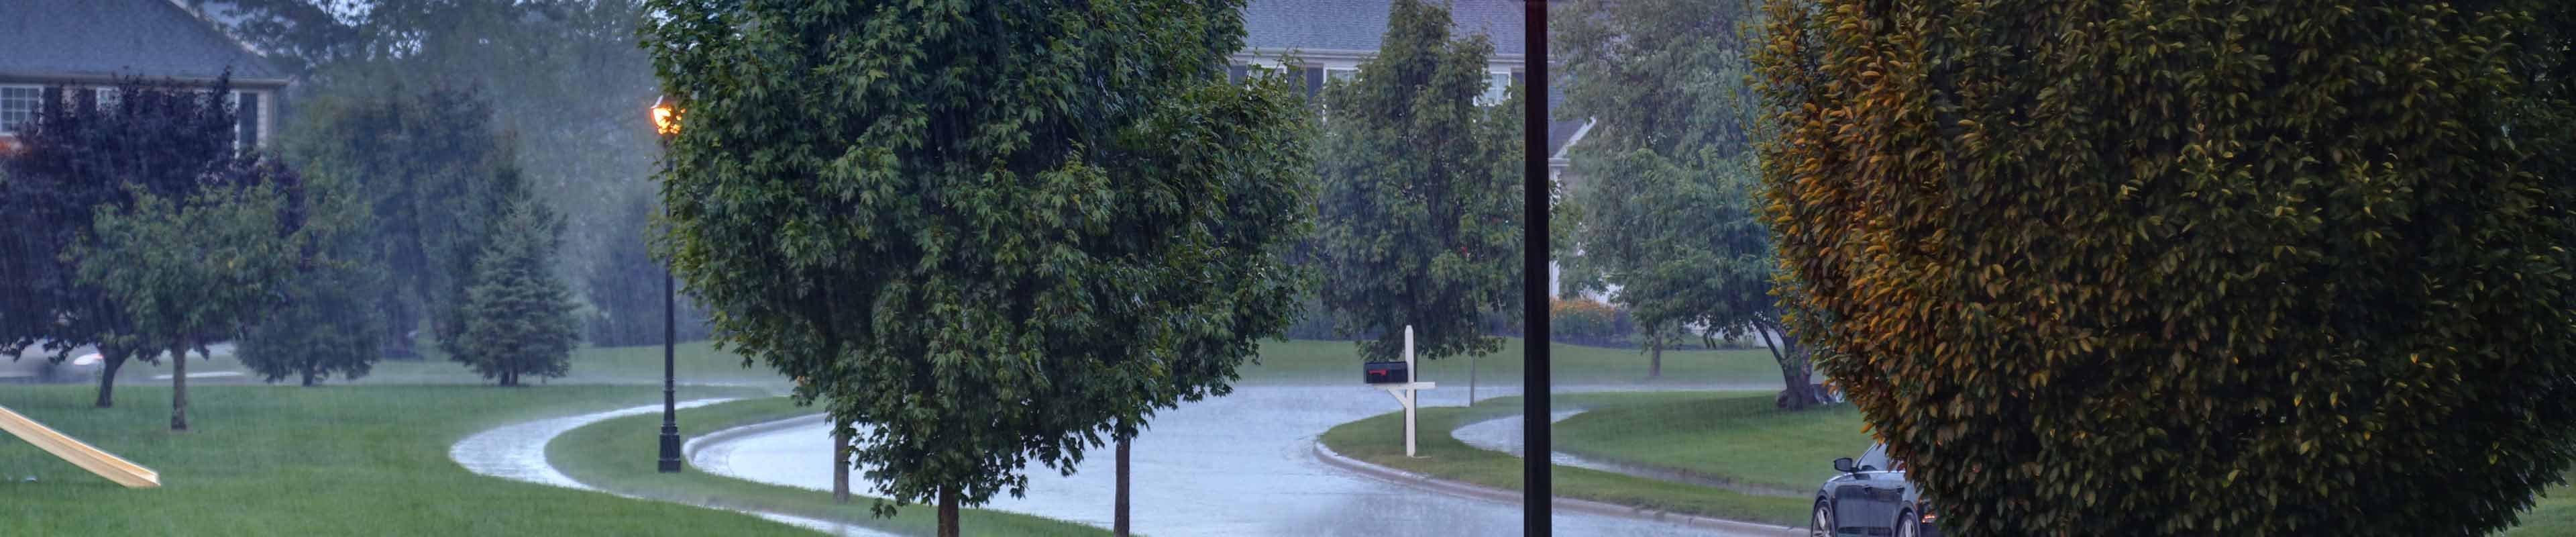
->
xmin=1833 ymin=457 xmax=1857 ymax=473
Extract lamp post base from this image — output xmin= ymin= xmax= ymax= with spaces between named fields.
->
xmin=657 ymin=424 xmax=684 ymax=473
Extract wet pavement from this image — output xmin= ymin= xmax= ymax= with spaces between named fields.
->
xmin=447 ymin=399 xmax=897 ymax=537
xmin=701 ymin=385 xmax=1781 ymax=536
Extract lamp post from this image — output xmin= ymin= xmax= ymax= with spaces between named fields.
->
xmin=652 ymin=97 xmax=684 ymax=473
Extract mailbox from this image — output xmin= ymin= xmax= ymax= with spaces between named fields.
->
xmin=1364 ymin=360 xmax=1410 ymax=384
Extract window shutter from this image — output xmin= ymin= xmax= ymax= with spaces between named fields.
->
xmin=1304 ymin=66 xmax=1323 ymax=98
xmin=237 ymin=93 xmax=261 ymax=148
xmin=39 ymin=87 xmax=60 ymax=117
xmin=1228 ymin=64 xmax=1248 ymax=83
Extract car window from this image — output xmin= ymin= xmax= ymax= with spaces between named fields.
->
xmin=1858 ymin=444 xmax=1890 ymax=471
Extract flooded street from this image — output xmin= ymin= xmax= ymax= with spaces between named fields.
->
xmin=700 ymin=385 xmax=1771 ymax=536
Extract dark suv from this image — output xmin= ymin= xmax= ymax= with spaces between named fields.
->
xmin=1813 ymin=443 xmax=1941 ymax=537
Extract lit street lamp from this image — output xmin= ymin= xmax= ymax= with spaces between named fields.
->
xmin=652 ymin=97 xmax=683 ymax=473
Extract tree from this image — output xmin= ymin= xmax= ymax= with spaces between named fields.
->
xmin=581 ymin=191 xmax=710 ymax=347
xmin=1552 ymin=0 xmax=1826 ymax=403
xmin=237 ymin=172 xmax=384 ymax=386
xmin=451 ymin=200 xmax=579 ymax=387
xmin=1 ymin=75 xmax=246 ymax=408
xmin=1315 ymin=0 xmax=1524 ymax=364
xmin=282 ymin=87 xmax=529 ymax=358
xmin=642 ymin=2 xmax=1315 ymax=536
xmin=201 ymin=0 xmax=669 ymax=318
xmin=76 ymin=158 xmax=306 ymax=431
xmin=1755 ymin=1 xmax=2576 ymax=534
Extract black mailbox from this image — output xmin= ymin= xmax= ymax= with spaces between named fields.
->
xmin=1364 ymin=361 xmax=1410 ymax=384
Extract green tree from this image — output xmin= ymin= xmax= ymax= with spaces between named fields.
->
xmin=580 ymin=191 xmax=710 ymax=347
xmin=641 ymin=2 xmax=1315 ymax=536
xmin=237 ymin=172 xmax=384 ymax=386
xmin=1 ymin=76 xmax=247 ymax=408
xmin=76 ymin=160 xmax=305 ymax=431
xmin=1315 ymin=0 xmax=1523 ymax=364
xmin=282 ymin=87 xmax=529 ymax=357
xmin=451 ymin=200 xmax=579 ymax=387
xmin=205 ymin=0 xmax=668 ymax=315
xmin=1553 ymin=0 xmax=1821 ymax=400
xmin=1755 ymin=1 xmax=2576 ymax=534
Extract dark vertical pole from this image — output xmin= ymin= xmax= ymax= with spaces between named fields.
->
xmin=1521 ymin=1 xmax=1552 ymax=535
xmin=658 ymin=140 xmax=684 ymax=473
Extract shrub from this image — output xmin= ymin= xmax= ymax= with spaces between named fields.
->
xmin=1755 ymin=1 xmax=2576 ymax=534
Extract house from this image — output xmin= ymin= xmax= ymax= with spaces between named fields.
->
xmin=0 ymin=0 xmax=289 ymax=151
xmin=1234 ymin=0 xmax=1591 ymax=179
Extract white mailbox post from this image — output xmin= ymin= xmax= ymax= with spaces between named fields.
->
xmin=1378 ymin=326 xmax=1436 ymax=457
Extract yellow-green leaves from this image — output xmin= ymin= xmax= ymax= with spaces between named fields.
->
xmin=1754 ymin=0 xmax=2576 ymax=534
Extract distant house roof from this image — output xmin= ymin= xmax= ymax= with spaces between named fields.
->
xmin=1243 ymin=0 xmax=1525 ymax=57
xmin=0 ymin=0 xmax=288 ymax=87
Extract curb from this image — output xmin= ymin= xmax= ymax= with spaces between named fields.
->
xmin=684 ymin=412 xmax=828 ymax=474
xmin=1311 ymin=438 xmax=1805 ymax=536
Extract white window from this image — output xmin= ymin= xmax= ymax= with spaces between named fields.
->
xmin=95 ymin=87 xmax=120 ymax=111
xmin=1477 ymin=72 xmax=1513 ymax=107
xmin=233 ymin=91 xmax=253 ymax=149
xmin=0 ymin=85 xmax=41 ymax=134
xmin=1327 ymin=68 xmax=1358 ymax=83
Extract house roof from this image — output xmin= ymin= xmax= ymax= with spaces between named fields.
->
xmin=1244 ymin=0 xmax=1525 ymax=56
xmin=0 ymin=0 xmax=289 ymax=86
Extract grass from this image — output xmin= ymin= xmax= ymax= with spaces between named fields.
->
xmin=1233 ymin=338 xmax=1790 ymax=387
xmin=1452 ymin=389 xmax=2576 ymax=537
xmin=549 ymin=398 xmax=1108 ymax=537
xmin=2507 ymin=485 xmax=2576 ymax=536
xmin=40 ymin=336 xmax=1792 ymax=390
xmin=1553 ymin=393 xmax=1870 ymax=493
xmin=1317 ymin=391 xmax=1813 ymax=527
xmin=0 ymin=337 xmax=1802 ymax=534
xmin=0 ymin=384 xmax=810 ymax=536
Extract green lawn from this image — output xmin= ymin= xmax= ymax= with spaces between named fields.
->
xmin=1234 ymin=338 xmax=1789 ymax=387
xmin=0 ymin=384 xmax=809 ymax=535
xmin=91 ymin=337 xmax=1786 ymax=390
xmin=1393 ymin=391 xmax=2576 ymax=536
xmin=1553 ymin=393 xmax=1869 ymax=494
xmin=2507 ymin=485 xmax=2576 ymax=536
xmin=549 ymin=398 xmax=1108 ymax=537
xmin=1318 ymin=391 xmax=1812 ymax=527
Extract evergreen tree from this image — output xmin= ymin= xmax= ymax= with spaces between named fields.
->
xmin=451 ymin=200 xmax=578 ymax=386
xmin=1314 ymin=0 xmax=1524 ymax=364
xmin=237 ymin=172 xmax=384 ymax=386
xmin=282 ymin=87 xmax=527 ymax=358
xmin=580 ymin=191 xmax=710 ymax=347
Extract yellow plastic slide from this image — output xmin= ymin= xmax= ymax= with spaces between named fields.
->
xmin=0 ymin=405 xmax=159 ymax=488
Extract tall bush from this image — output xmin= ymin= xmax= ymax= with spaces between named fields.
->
xmin=1756 ymin=1 xmax=2576 ymax=534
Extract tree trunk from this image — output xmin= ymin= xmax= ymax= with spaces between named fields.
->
xmin=170 ymin=342 xmax=190 ymax=431
xmin=937 ymin=487 xmax=961 ymax=537
xmin=1467 ymin=353 xmax=1477 ymax=407
xmin=1648 ymin=337 xmax=1664 ymax=379
xmin=833 ymin=427 xmax=851 ymax=503
xmin=94 ymin=348 xmax=126 ymax=408
xmin=1780 ymin=367 xmax=1815 ymax=410
xmin=1756 ymin=320 xmax=1827 ymax=410
xmin=1115 ymin=435 xmax=1132 ymax=537
xmin=301 ymin=365 xmax=318 ymax=387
